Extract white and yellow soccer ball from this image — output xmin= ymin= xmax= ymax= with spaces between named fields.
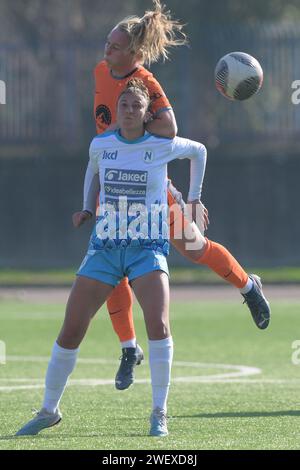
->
xmin=215 ymin=52 xmax=263 ymax=101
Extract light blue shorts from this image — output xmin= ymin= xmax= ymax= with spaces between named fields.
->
xmin=77 ymin=245 xmax=169 ymax=287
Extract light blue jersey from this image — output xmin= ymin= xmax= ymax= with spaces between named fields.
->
xmin=77 ymin=130 xmax=206 ymax=286
xmin=84 ymin=130 xmax=207 ymax=254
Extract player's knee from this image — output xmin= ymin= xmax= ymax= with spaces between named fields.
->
xmin=57 ymin=330 xmax=82 ymax=349
xmin=183 ymin=245 xmax=207 ymax=263
xmin=147 ymin=317 xmax=170 ymax=340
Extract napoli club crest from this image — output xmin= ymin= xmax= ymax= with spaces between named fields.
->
xmin=143 ymin=150 xmax=154 ymax=163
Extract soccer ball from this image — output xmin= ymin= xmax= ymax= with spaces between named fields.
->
xmin=215 ymin=52 xmax=263 ymax=101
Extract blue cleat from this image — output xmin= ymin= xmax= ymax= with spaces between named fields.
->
xmin=115 ymin=344 xmax=144 ymax=390
xmin=15 ymin=408 xmax=62 ymax=436
xmin=149 ymin=407 xmax=168 ymax=437
xmin=242 ymin=274 xmax=271 ymax=330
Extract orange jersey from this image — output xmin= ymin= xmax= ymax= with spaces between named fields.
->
xmin=94 ymin=60 xmax=172 ymax=134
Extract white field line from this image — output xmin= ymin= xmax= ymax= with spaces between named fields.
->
xmin=5 ymin=356 xmax=261 ymax=370
xmin=5 ymin=356 xmax=118 ymax=364
xmin=1 ymin=378 xmax=300 ymax=392
xmin=1 ymin=379 xmax=300 ymax=392
xmin=4 ymin=355 xmax=261 ymax=378
xmin=0 ymin=356 xmax=276 ymax=391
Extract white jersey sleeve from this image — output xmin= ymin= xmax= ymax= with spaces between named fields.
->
xmin=82 ymin=140 xmax=101 ymax=214
xmin=167 ymin=137 xmax=207 ymax=201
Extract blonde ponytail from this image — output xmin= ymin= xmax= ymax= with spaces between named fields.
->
xmin=116 ymin=0 xmax=188 ymax=66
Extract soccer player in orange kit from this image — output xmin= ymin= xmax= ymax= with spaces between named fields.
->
xmin=91 ymin=0 xmax=270 ymax=390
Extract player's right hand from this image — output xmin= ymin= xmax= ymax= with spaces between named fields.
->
xmin=72 ymin=211 xmax=92 ymax=228
xmin=187 ymin=200 xmax=210 ymax=233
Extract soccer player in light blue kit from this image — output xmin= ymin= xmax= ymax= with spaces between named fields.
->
xmin=16 ymin=78 xmax=207 ymax=437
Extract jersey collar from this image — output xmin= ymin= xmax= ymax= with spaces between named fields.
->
xmin=110 ymin=67 xmax=139 ymax=80
xmin=115 ymin=129 xmax=152 ymax=144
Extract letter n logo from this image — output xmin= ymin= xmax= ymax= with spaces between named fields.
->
xmin=143 ymin=150 xmax=154 ymax=163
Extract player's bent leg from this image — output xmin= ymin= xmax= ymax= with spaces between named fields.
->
xmin=107 ymin=278 xmax=144 ymax=390
xmin=109 ymin=278 xmax=144 ymax=390
xmin=131 ymin=271 xmax=172 ymax=437
xmin=107 ymin=277 xmax=136 ymax=342
xmin=168 ymin=181 xmax=252 ymax=288
xmin=189 ymin=235 xmax=270 ymax=329
xmin=171 ymin=216 xmax=271 ymax=329
xmin=169 ymin=184 xmax=248 ymax=286
xmin=196 ymin=237 xmax=249 ymax=288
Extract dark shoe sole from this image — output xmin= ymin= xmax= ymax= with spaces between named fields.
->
xmin=115 ymin=353 xmax=144 ymax=391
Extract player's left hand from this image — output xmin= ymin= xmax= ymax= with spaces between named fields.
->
xmin=187 ymin=200 xmax=210 ymax=232
xmin=72 ymin=211 xmax=92 ymax=228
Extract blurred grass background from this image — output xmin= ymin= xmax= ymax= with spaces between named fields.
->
xmin=1 ymin=267 xmax=300 ymax=286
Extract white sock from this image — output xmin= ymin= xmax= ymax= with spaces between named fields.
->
xmin=121 ymin=338 xmax=137 ymax=349
xmin=43 ymin=342 xmax=79 ymax=414
xmin=240 ymin=277 xmax=254 ymax=294
xmin=148 ymin=336 xmax=173 ymax=413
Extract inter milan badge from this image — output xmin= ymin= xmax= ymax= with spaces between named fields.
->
xmin=143 ymin=150 xmax=154 ymax=163
xmin=95 ymin=104 xmax=112 ymax=126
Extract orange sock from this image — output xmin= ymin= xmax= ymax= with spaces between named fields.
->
xmin=107 ymin=277 xmax=135 ymax=342
xmin=197 ymin=238 xmax=248 ymax=288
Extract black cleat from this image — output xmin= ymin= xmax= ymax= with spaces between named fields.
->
xmin=115 ymin=344 xmax=144 ymax=390
xmin=242 ymin=274 xmax=271 ymax=330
